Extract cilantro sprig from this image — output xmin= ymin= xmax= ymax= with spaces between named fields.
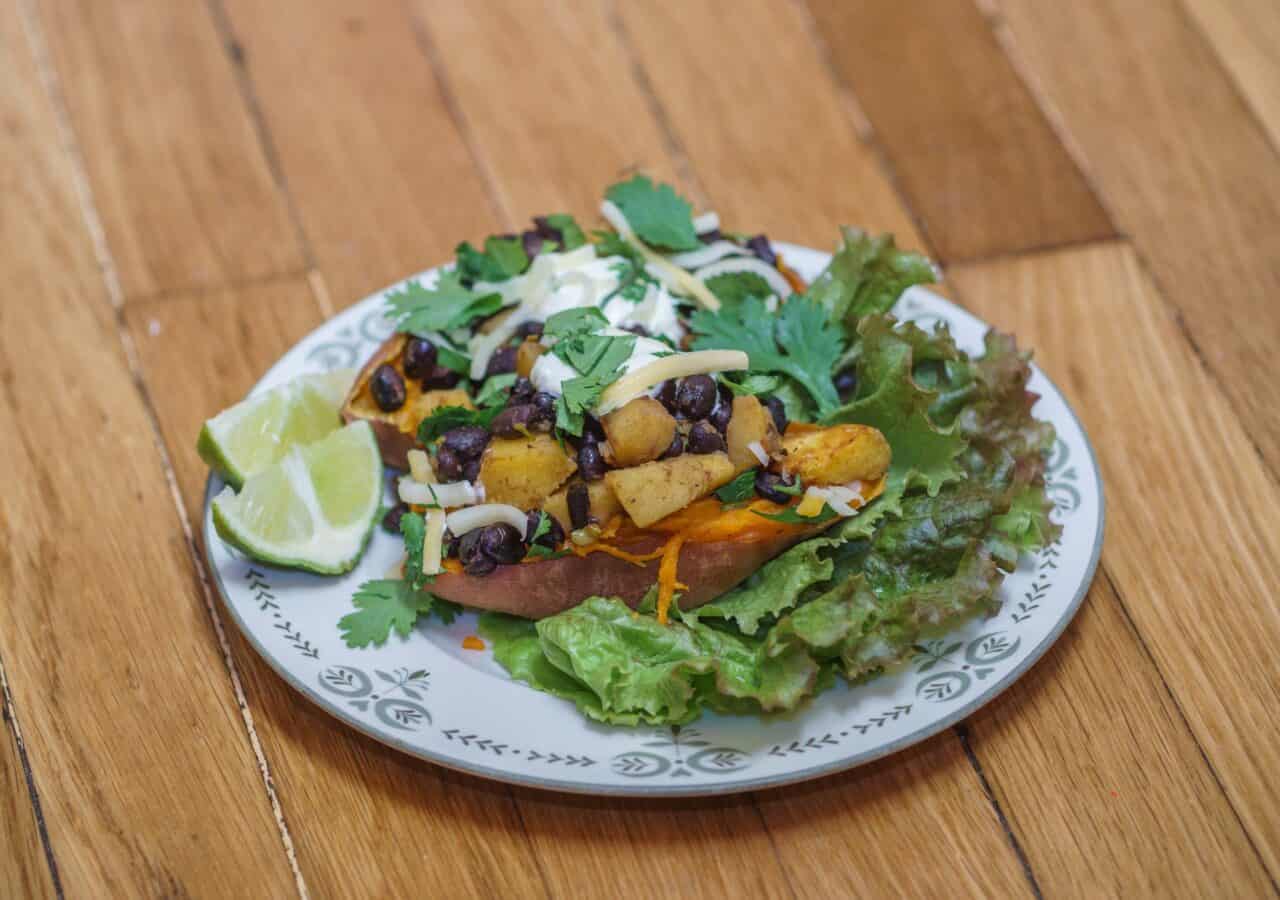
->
xmin=715 ymin=470 xmax=757 ymax=505
xmin=605 ymin=175 xmax=700 ymax=251
xmin=401 ymin=511 xmax=430 ymax=589
xmin=753 ymin=503 xmax=839 ymax=525
xmin=385 ymin=271 xmax=504 ymax=336
xmin=542 ymin=308 xmax=636 ymax=435
xmin=524 ymin=512 xmax=568 ymax=561
xmin=338 ymin=580 xmax=460 ymax=649
xmin=417 ymin=404 xmax=505 ymax=444
xmin=455 ymin=236 xmax=529 ymax=283
xmin=690 ymin=294 xmax=843 ymax=416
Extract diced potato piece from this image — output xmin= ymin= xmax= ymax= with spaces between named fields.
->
xmin=479 ymin=433 xmax=577 ymax=509
xmin=601 ymin=397 xmax=677 ymax=467
xmin=605 ymin=453 xmax=736 ymax=528
xmin=543 ymin=479 xmax=624 ymax=530
xmin=516 ymin=339 xmax=545 ymax=378
xmin=780 ymin=424 xmax=891 ymax=486
xmin=724 ymin=395 xmax=781 ymax=472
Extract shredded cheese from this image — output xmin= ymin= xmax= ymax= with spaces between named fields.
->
xmin=445 ymin=503 xmax=528 ymax=537
xmin=398 ymin=478 xmax=480 ymax=508
xmin=600 ymin=200 xmax=721 ymax=311
xmin=421 ymin=509 xmax=446 ymax=576
xmin=407 ymin=449 xmax=435 ymax=484
xmin=597 ymin=349 xmax=748 ymax=413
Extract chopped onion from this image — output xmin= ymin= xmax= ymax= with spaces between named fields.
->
xmin=747 ymin=441 xmax=770 ymax=466
xmin=597 ymin=349 xmax=749 ymax=414
xmin=407 ymin=449 xmax=435 ymax=484
xmin=398 ymin=478 xmax=481 ymax=508
xmin=692 ymin=211 xmax=720 ymax=233
xmin=803 ymin=484 xmax=865 ymax=518
xmin=600 ymin=201 xmax=720 ymax=311
xmin=421 ymin=509 xmax=446 ymax=576
xmin=692 ymin=257 xmax=794 ymax=299
xmin=668 ymin=241 xmax=752 ymax=270
xmin=445 ymin=504 xmax=528 ymax=537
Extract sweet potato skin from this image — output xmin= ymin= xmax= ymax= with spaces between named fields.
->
xmin=427 ymin=523 xmax=832 ymax=618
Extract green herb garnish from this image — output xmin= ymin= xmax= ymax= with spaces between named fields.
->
xmin=339 ymin=580 xmax=459 ymax=648
xmin=385 ymin=272 xmax=504 ymax=335
xmin=456 ymin=236 xmax=529 ymax=283
xmin=417 ymin=404 xmax=505 ymax=444
xmin=604 ymin=175 xmax=700 ymax=251
xmin=752 ymin=503 xmax=840 ymax=525
xmin=715 ymin=469 xmax=757 ymax=505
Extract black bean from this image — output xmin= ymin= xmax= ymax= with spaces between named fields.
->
xmin=446 ymin=536 xmax=460 ymax=559
xmin=489 ymin=404 xmax=538 ymax=437
xmin=566 ymin=483 xmax=591 ymax=530
xmin=521 ymin=229 xmax=543 ymax=260
xmin=515 ymin=320 xmax=544 ymax=339
xmin=381 ymin=502 xmax=409 ymax=534
xmin=577 ymin=442 xmax=606 ymax=481
xmin=525 ymin=509 xmax=565 ymax=548
xmin=655 ymin=379 xmax=679 ymax=413
xmin=434 ymin=445 xmax=463 ymax=481
xmin=708 ymin=384 xmax=734 ymax=434
xmin=834 ymin=369 xmax=858 ymax=399
xmin=532 ymin=391 xmax=557 ymax=419
xmin=456 ymin=530 xmax=485 ymax=568
xmin=421 ymin=365 xmax=460 ymax=390
xmin=676 ymin=375 xmax=717 ymax=419
xmin=462 ymin=459 xmax=481 ymax=483
xmin=580 ymin=415 xmax=605 ymax=444
xmin=401 ymin=337 xmax=437 ymax=379
xmin=697 ymin=228 xmax=722 ymax=244
xmin=755 ymin=470 xmax=797 ymax=504
xmin=509 ymin=376 xmax=535 ymax=406
xmin=763 ymin=395 xmax=788 ymax=435
xmin=658 ymin=432 xmax=684 ymax=459
xmin=442 ymin=426 xmax=490 ymax=460
xmin=687 ymin=420 xmax=726 ymax=454
xmin=747 ymin=234 xmax=777 ymax=267
xmin=463 ymin=551 xmax=497 ymax=576
xmin=479 ymin=523 xmax=524 ymax=565
xmin=370 ymin=364 xmax=406 ymax=412
xmin=485 ymin=345 xmax=518 ymax=377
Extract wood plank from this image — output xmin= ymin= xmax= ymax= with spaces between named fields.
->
xmin=969 ymin=576 xmax=1271 ymax=895
xmin=38 ymin=0 xmax=303 ymax=300
xmin=991 ymin=0 xmax=1280 ymax=481
xmin=756 ymin=737 xmax=1032 ymax=898
xmin=1184 ymin=0 xmax=1280 ymax=153
xmin=419 ymin=0 xmax=682 ymax=223
xmin=806 ymin=0 xmax=1114 ymax=262
xmin=220 ymin=0 xmax=499 ymax=308
xmin=0 ymin=6 xmax=299 ymax=894
xmin=616 ymin=0 xmax=926 ymax=252
xmin=125 ymin=281 xmax=549 ymax=899
xmin=950 ymin=241 xmax=1280 ymax=877
xmin=1 ymin=694 xmax=55 ymax=900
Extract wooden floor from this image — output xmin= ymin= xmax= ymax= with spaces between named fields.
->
xmin=3 ymin=1 xmax=1278 ymax=896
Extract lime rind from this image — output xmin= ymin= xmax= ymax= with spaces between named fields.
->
xmin=211 ymin=421 xmax=383 ymax=575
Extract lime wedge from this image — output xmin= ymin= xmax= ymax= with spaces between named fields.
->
xmin=198 ymin=369 xmax=356 ymax=489
xmin=212 ymin=421 xmax=383 ymax=574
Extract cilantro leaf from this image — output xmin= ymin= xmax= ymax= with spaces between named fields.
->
xmin=715 ymin=469 xmax=758 ymax=505
xmin=540 ymin=213 xmax=587 ymax=250
xmin=553 ymin=333 xmax=636 ymax=435
xmin=455 ymin=236 xmax=529 ymax=283
xmin=417 ymin=404 xmax=504 ymax=444
xmin=339 ymin=580 xmax=437 ymax=648
xmin=544 ymin=306 xmax=609 ymax=339
xmin=706 ymin=272 xmax=774 ymax=306
xmin=690 ymin=294 xmax=843 ymax=416
xmin=721 ymin=372 xmax=782 ymax=396
xmin=524 ymin=512 xmax=568 ymax=560
xmin=605 ymin=175 xmax=700 ymax=251
xmin=385 ymin=272 xmax=504 ymax=335
xmin=474 ymin=372 xmax=517 ymax=407
xmin=753 ymin=504 xmax=840 ymax=525
xmin=401 ymin=511 xmax=429 ymax=589
xmin=593 ymin=229 xmax=645 ymax=265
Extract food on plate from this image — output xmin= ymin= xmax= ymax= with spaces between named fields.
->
xmin=201 ymin=176 xmax=1059 ymax=725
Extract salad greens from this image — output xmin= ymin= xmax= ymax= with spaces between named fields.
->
xmin=472 ymin=210 xmax=1057 ymax=725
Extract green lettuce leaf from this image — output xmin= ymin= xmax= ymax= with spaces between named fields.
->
xmin=808 ymin=227 xmax=936 ymax=327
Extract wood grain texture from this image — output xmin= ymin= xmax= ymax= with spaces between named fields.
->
xmin=1184 ymin=0 xmax=1280 ymax=153
xmin=805 ymin=0 xmax=1114 ymax=262
xmin=969 ymin=575 xmax=1271 ymax=896
xmin=418 ymin=0 xmax=680 ymax=226
xmin=991 ymin=0 xmax=1280 ymax=479
xmin=756 ymin=737 xmax=1031 ymax=898
xmin=1 ymin=701 xmax=55 ymax=900
xmin=125 ymin=282 xmax=550 ymax=899
xmin=220 ymin=0 xmax=499 ymax=308
xmin=951 ymin=242 xmax=1280 ymax=878
xmin=38 ymin=0 xmax=303 ymax=300
xmin=0 ymin=6 xmax=299 ymax=894
xmin=616 ymin=0 xmax=926 ymax=252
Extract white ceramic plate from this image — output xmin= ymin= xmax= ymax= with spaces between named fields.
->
xmin=203 ymin=243 xmax=1104 ymax=797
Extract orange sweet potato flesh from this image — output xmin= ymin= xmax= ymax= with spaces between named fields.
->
xmin=341 ymin=333 xmax=471 ymax=469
